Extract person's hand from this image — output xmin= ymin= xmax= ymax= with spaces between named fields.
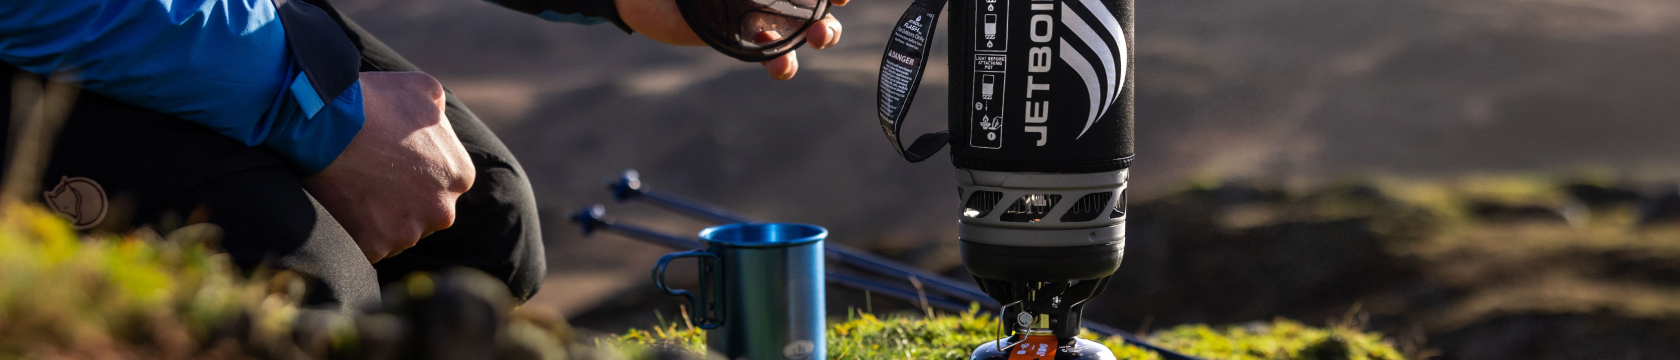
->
xmin=303 ymin=72 xmax=475 ymax=264
xmin=615 ymin=0 xmax=848 ymax=80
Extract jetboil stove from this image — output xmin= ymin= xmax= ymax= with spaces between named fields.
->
xmin=875 ymin=0 xmax=1133 ymax=356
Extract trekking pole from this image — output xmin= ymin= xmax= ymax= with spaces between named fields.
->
xmin=609 ymin=170 xmax=753 ymax=224
xmin=606 ymin=170 xmax=996 ymax=306
xmin=572 ymin=205 xmax=702 ymax=250
xmin=828 ymin=272 xmax=974 ymax=313
xmin=1082 ymin=322 xmax=1201 ymax=360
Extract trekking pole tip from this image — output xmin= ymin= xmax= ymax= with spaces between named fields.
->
xmin=609 ymin=169 xmax=643 ymax=202
xmin=571 ymin=204 xmax=610 ymax=235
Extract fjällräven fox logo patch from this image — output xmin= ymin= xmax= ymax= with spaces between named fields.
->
xmin=43 ymin=176 xmax=107 ymax=230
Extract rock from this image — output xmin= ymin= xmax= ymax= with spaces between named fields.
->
xmin=387 ymin=269 xmax=514 ymax=360
xmin=353 ymin=314 xmax=410 ymax=360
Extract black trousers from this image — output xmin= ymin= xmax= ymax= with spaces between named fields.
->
xmin=1 ymin=1 xmax=544 ymax=311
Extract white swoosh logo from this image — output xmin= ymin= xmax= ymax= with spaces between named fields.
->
xmin=1062 ymin=0 xmax=1128 ymax=139
xmin=1060 ymin=38 xmax=1102 ymax=139
xmin=1062 ymin=5 xmax=1114 ymax=136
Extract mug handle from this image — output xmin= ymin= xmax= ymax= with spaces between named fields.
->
xmin=653 ymin=250 xmax=722 ymax=329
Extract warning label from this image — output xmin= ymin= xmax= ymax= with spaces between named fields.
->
xmin=970 ymin=55 xmax=1007 ymax=149
xmin=877 ymin=11 xmax=938 ymax=130
xmin=974 ymin=54 xmax=1007 ymax=72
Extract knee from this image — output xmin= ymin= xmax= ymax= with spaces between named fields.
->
xmin=479 ymin=163 xmax=545 ymax=301
xmin=506 ymin=249 xmax=545 ymax=302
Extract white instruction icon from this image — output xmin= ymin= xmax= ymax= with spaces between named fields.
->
xmin=975 ymin=0 xmax=1009 ymax=52
xmin=970 ymin=55 xmax=1007 ymax=149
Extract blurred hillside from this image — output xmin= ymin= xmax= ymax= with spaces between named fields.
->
xmin=326 ymin=0 xmax=1680 ymax=355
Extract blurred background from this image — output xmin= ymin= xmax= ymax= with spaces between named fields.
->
xmin=333 ymin=0 xmax=1680 ymax=358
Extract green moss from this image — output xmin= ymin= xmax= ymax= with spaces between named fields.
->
xmin=616 ymin=307 xmax=1402 ymax=360
xmin=1150 ymin=320 xmax=1403 ymax=360
xmin=826 ymin=308 xmax=1161 ymax=360
xmin=617 ymin=316 xmax=708 ymax=355
xmin=0 ymin=201 xmax=685 ymax=359
xmin=0 ymin=202 xmax=267 ymax=356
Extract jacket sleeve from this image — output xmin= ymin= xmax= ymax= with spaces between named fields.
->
xmin=481 ymin=0 xmax=634 ymax=33
xmin=0 ymin=0 xmax=365 ymax=174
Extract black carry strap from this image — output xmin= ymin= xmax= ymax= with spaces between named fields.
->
xmin=875 ymin=0 xmax=951 ymax=163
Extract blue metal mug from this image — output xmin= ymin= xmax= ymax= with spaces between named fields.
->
xmin=654 ymin=223 xmax=827 ymax=360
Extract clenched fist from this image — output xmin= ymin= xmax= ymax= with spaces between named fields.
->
xmin=304 ymin=71 xmax=475 ymax=263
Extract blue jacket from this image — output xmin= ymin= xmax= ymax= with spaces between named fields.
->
xmin=0 ymin=0 xmax=623 ymax=173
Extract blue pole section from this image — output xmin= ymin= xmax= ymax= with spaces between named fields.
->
xmin=608 ymin=170 xmax=997 ymax=306
xmin=1082 ymin=322 xmax=1203 ymax=360
xmin=572 ymin=205 xmax=704 ymax=250
xmin=826 ymin=244 xmax=998 ymax=307
xmin=610 ymin=170 xmax=754 ymax=224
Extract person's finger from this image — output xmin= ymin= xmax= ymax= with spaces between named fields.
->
xmin=806 ymin=15 xmax=842 ymax=50
xmin=761 ymin=51 xmax=798 ymax=80
xmin=755 ymin=29 xmax=785 ymax=44
xmin=751 ymin=31 xmax=798 ymax=80
xmin=831 ymin=0 xmax=849 ymax=7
